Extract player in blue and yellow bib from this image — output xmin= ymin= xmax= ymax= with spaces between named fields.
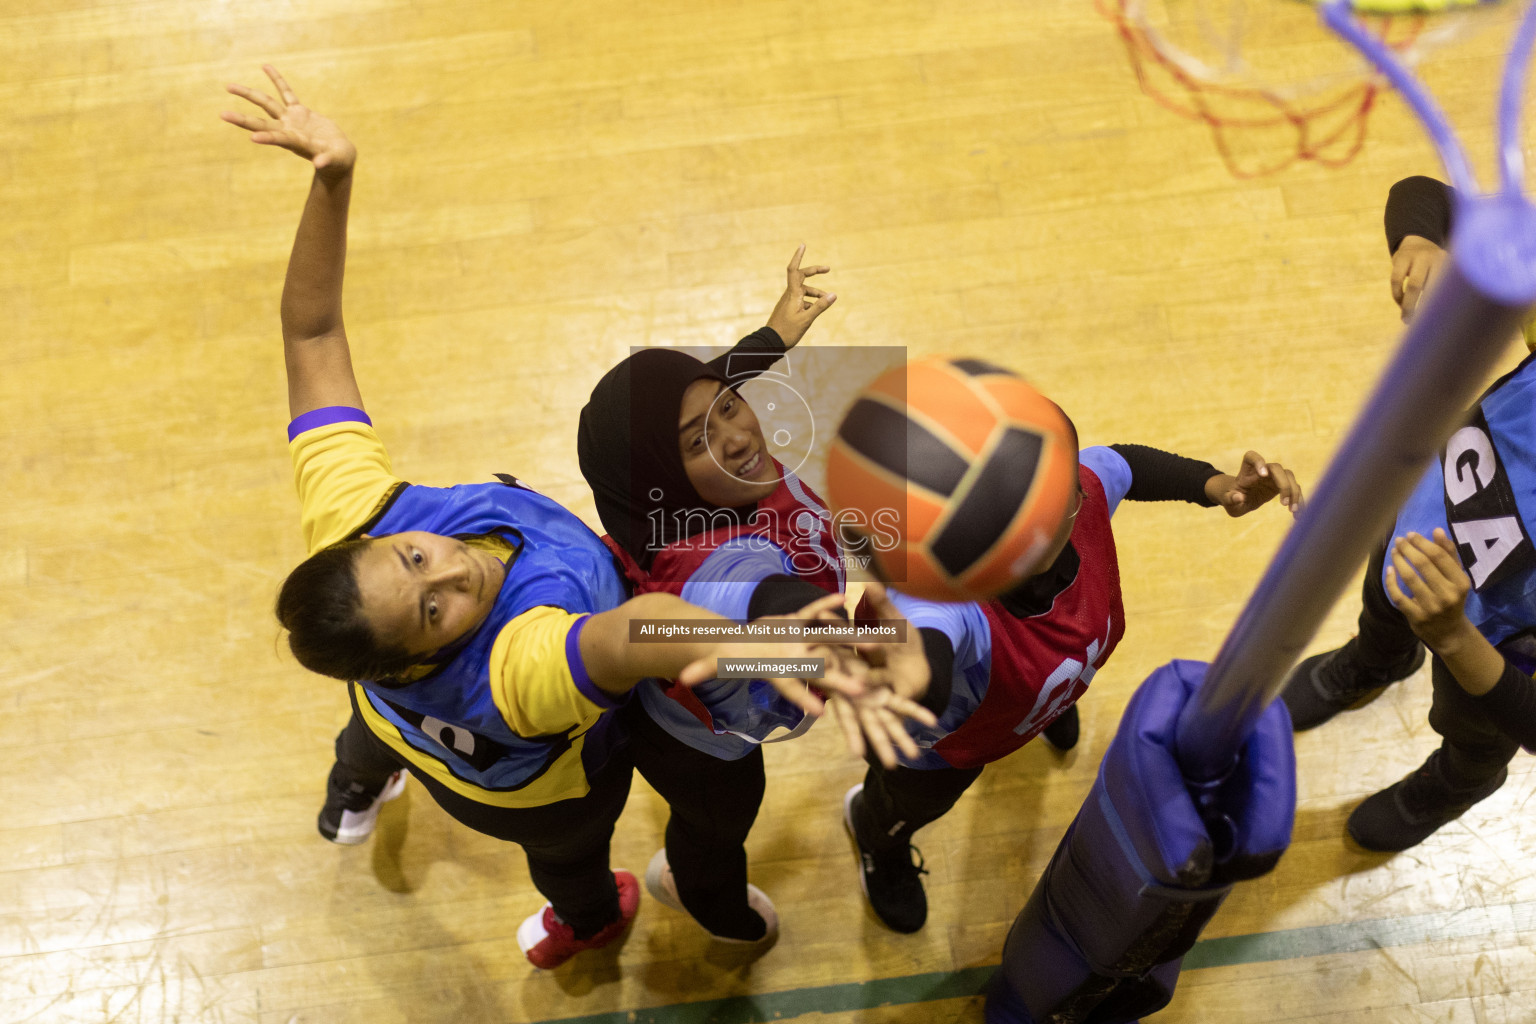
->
xmin=223 ymin=67 xmax=857 ymax=970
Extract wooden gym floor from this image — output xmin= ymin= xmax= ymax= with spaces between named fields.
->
xmin=3 ymin=0 xmax=1533 ymax=1021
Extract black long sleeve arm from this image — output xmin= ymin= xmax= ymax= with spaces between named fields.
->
xmin=1109 ymin=444 xmax=1221 ymax=506
xmin=915 ymin=627 xmax=956 ymax=717
xmin=707 ymin=326 xmax=787 ymax=382
xmin=1472 ymin=659 xmax=1536 ymax=753
xmin=1385 ymin=175 xmax=1454 ymax=254
xmin=746 ymin=574 xmax=841 ymax=621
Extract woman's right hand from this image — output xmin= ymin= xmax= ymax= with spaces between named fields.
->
xmin=765 ymin=244 xmax=837 ymax=348
xmin=817 ymin=583 xmax=937 ymax=767
xmin=221 ymin=65 xmax=357 ymax=177
xmin=676 ymin=592 xmax=866 ymax=715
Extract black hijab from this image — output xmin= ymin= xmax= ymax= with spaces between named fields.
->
xmin=579 ymin=348 xmax=749 ymax=571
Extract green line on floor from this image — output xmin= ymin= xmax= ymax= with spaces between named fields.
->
xmin=540 ymin=899 xmax=1536 ymax=1024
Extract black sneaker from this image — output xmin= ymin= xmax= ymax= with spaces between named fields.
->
xmin=1347 ymin=751 xmax=1507 ymax=852
xmin=1040 ymin=704 xmax=1080 ymax=752
xmin=318 ymin=769 xmax=408 ymax=845
xmin=1281 ymin=638 xmax=1425 ymax=731
xmin=843 ymin=783 xmax=929 ymax=933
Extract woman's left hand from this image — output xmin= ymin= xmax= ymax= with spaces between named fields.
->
xmin=849 ymin=583 xmax=931 ymax=702
xmin=766 ymin=245 xmax=837 ymax=347
xmin=828 ymin=684 xmax=936 ymax=769
xmin=1384 ymin=529 xmax=1478 ymax=653
xmin=1207 ymin=451 xmax=1304 ymax=517
xmin=677 ymin=592 xmax=866 ymax=715
xmin=821 ymin=583 xmax=936 ymax=768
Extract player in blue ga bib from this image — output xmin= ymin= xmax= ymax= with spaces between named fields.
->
xmin=1281 ymin=176 xmax=1536 ymax=853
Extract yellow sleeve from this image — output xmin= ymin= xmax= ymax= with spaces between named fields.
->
xmin=489 ymin=606 xmax=621 ymax=736
xmin=288 ymin=416 xmax=402 ymax=553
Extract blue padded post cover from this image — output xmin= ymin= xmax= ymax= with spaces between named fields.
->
xmin=986 ymin=660 xmax=1296 ymax=1024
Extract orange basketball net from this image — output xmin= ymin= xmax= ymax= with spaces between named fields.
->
xmin=1100 ymin=0 xmax=1427 ymax=177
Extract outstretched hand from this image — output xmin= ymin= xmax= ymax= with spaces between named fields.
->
xmin=221 ymin=65 xmax=356 ymax=177
xmin=675 ymin=592 xmax=864 ymax=716
xmin=824 ymin=583 xmax=936 ymax=768
xmin=765 ymin=245 xmax=837 ymax=348
xmin=1208 ymin=451 xmax=1303 ymax=518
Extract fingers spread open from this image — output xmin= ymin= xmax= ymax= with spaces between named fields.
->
xmin=263 ymin=64 xmax=300 ymax=106
xmin=883 ymin=694 xmax=938 ymax=729
xmin=220 ymin=109 xmax=270 ymax=133
xmin=881 ymin=707 xmax=922 ymax=761
xmin=861 ymin=706 xmax=899 ymax=769
xmin=1421 ymin=530 xmax=1464 ymax=578
xmin=787 ymin=243 xmax=805 ymax=277
xmin=830 ymin=698 xmax=867 ymax=760
xmin=1400 ymin=534 xmax=1459 ymax=603
xmin=226 ymin=83 xmax=283 ymax=118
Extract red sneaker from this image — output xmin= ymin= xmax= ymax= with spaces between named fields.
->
xmin=517 ymin=870 xmax=639 ymax=969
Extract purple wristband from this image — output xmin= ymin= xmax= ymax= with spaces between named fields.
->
xmin=566 ymin=614 xmax=620 ymax=709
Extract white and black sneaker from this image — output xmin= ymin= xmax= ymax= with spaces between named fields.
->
xmin=318 ymin=769 xmax=408 ymax=845
xmin=843 ymin=783 xmax=929 ymax=933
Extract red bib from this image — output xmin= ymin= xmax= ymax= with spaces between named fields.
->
xmin=605 ymin=462 xmax=845 ymax=732
xmin=931 ymin=465 xmax=1126 ymax=769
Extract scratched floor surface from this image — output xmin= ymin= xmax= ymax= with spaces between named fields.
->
xmin=3 ymin=0 xmax=1534 ymax=1021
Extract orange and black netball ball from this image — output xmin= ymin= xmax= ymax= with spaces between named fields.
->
xmin=827 ymin=356 xmax=1077 ymax=602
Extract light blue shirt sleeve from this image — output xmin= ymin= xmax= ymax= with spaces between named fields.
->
xmin=886 ymin=590 xmax=987 ymax=669
xmin=1079 ymin=445 xmax=1132 ymax=518
xmin=678 ymin=536 xmax=795 ymax=622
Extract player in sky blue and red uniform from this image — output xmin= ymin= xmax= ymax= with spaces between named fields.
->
xmin=1281 ymin=176 xmax=1536 ymax=853
xmin=578 ymin=249 xmax=936 ymax=945
xmin=222 ymin=67 xmax=862 ymax=970
xmin=846 ymin=430 xmax=1304 ymax=932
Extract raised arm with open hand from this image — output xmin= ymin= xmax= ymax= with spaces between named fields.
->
xmin=765 ymin=245 xmax=837 ymax=348
xmin=221 ymin=65 xmax=357 ymax=177
xmin=221 ymin=66 xmax=363 ymax=418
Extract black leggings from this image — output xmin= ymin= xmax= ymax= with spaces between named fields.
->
xmin=851 ymin=759 xmax=985 ymax=854
xmin=333 ymin=708 xmax=632 ymax=938
xmin=622 ymin=699 xmax=767 ymax=937
xmin=1355 ymin=539 xmax=1519 ymax=789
